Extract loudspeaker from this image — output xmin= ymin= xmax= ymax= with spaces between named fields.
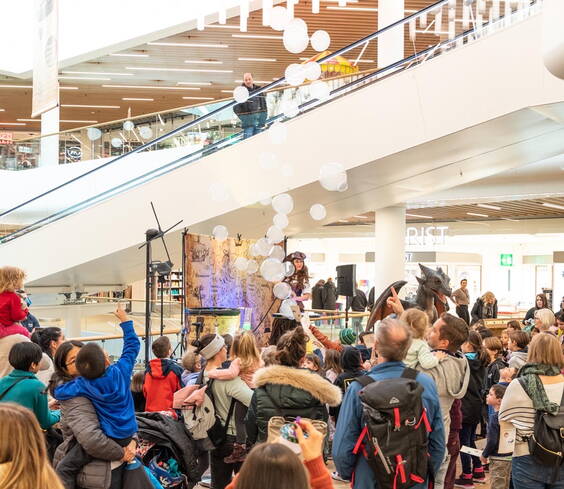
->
xmin=336 ymin=264 xmax=356 ymax=296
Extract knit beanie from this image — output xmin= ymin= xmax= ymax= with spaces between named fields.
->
xmin=339 ymin=328 xmax=357 ymax=345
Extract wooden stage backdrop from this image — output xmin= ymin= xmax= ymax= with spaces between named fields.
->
xmin=184 ymin=233 xmax=274 ymax=337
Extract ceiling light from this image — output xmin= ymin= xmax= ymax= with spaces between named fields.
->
xmin=59 ymin=76 xmax=111 ymax=81
xmin=147 ymin=42 xmax=229 ymax=48
xmin=0 ymin=109 xmax=4 ymax=112
xmin=125 ymin=66 xmax=233 ymax=73
xmin=62 ymin=71 xmax=133 ymax=76
xmin=60 ymin=120 xmax=98 ymax=123
xmin=234 ymin=79 xmax=272 ymax=84
xmin=110 ymin=53 xmax=149 ymax=57
xmin=104 ymin=84 xmax=201 ymax=90
xmin=17 ymin=119 xmax=40 ymax=122
xmin=338 ymin=219 xmax=349 ymax=223
xmin=406 ymin=213 xmax=433 ymax=219
xmin=232 ymin=34 xmax=283 ymax=40
xmin=207 ymin=24 xmax=239 ymax=29
xmin=477 ymin=203 xmax=501 ymax=210
xmin=467 ymin=212 xmax=489 ymax=217
xmin=221 ymin=90 xmax=234 ymax=93
xmin=0 ymin=122 xmax=26 ymax=125
xmin=501 ymin=217 xmax=520 ymax=222
xmin=353 ymin=215 xmax=368 ymax=219
xmin=122 ymin=97 xmax=154 ymax=101
xmin=184 ymin=60 xmax=223 ymax=65
xmin=182 ymin=96 xmax=215 ymax=100
xmin=327 ymin=6 xmax=377 ymax=11
xmin=177 ymin=81 xmax=212 ymax=86
xmin=416 ymin=30 xmax=450 ymax=35
xmin=0 ymin=84 xmax=32 ymax=88
xmin=542 ymin=202 xmax=564 ymax=211
xmin=60 ymin=86 xmax=79 ymax=90
xmin=238 ymin=57 xmax=277 ymax=62
xmin=61 ymin=104 xmax=121 ymax=109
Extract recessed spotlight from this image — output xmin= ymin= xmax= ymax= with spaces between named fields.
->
xmin=467 ymin=212 xmax=489 ymax=217
xmin=542 ymin=202 xmax=564 ymax=211
xmin=477 ymin=203 xmax=502 ymax=210
xmin=406 ymin=213 xmax=433 ymax=219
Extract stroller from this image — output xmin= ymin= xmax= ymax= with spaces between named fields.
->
xmin=136 ymin=412 xmax=200 ymax=489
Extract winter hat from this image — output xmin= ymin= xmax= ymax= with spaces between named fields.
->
xmin=339 ymin=328 xmax=357 ymax=345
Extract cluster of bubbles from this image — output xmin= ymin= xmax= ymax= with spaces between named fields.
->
xmin=87 ymin=120 xmax=153 ymax=148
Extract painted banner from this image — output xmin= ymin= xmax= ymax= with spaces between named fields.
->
xmin=32 ymin=0 xmax=59 ymax=118
xmin=184 ymin=233 xmax=274 ymax=338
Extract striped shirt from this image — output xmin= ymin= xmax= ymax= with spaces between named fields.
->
xmin=499 ymin=377 xmax=564 ymax=456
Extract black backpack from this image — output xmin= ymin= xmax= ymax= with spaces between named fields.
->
xmin=518 ymin=378 xmax=564 ymax=481
xmin=353 ymin=368 xmax=432 ymax=489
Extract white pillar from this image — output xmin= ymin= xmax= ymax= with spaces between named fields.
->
xmin=377 ymin=0 xmax=405 ymax=68
xmin=39 ymin=106 xmax=59 ymax=167
xmin=374 ymin=206 xmax=406 ymax=294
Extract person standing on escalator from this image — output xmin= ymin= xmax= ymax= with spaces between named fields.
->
xmin=233 ymin=73 xmax=267 ymax=139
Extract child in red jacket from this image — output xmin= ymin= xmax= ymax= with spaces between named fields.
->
xmin=0 ymin=266 xmax=31 ymax=339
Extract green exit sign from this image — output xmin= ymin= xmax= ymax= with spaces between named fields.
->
xmin=500 ymin=254 xmax=513 ymax=267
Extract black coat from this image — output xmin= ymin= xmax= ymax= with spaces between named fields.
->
xmin=484 ymin=357 xmax=508 ymax=393
xmin=330 ymin=346 xmax=364 ymax=420
xmin=347 ymin=289 xmax=367 ymax=312
xmin=311 ymin=284 xmax=325 ymax=310
xmin=461 ymin=355 xmax=487 ymax=425
xmin=471 ymin=298 xmax=498 ymax=322
xmin=322 ymin=281 xmax=338 ymax=310
xmin=233 ymin=84 xmax=267 ymax=116
xmin=245 ymin=365 xmax=341 ymax=444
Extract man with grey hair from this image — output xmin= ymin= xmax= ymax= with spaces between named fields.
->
xmin=233 ymin=72 xmax=267 ymax=138
xmin=333 ymin=318 xmax=445 ymax=489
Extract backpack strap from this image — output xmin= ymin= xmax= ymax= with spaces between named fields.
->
xmin=401 ymin=367 xmax=418 ymax=381
xmin=0 ymin=377 xmax=27 ymax=401
xmin=354 ymin=375 xmax=375 ymax=388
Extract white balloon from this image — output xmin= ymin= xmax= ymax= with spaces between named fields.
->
xmin=284 ymin=261 xmax=296 ymax=277
xmin=319 ymin=162 xmax=347 ymax=191
xmin=123 ymin=120 xmax=135 ymax=131
xmin=269 ymin=245 xmax=286 ymax=261
xmin=273 ymin=282 xmax=292 ymax=300
xmin=208 ymin=182 xmax=230 ymax=202
xmin=212 ymin=225 xmax=228 ymax=241
xmin=234 ymin=256 xmax=249 ymax=271
xmin=256 ymin=237 xmax=272 ymax=256
xmin=281 ymin=164 xmax=294 ymax=178
xmin=111 ymin=137 xmax=123 ymax=148
xmin=273 ymin=213 xmax=289 ymax=229
xmin=87 ymin=127 xmax=102 ymax=141
xmin=338 ymin=181 xmax=349 ymax=192
xmin=310 ymin=30 xmax=331 ymax=52
xmin=283 ymin=28 xmax=309 ymax=54
xmin=310 ymin=203 xmax=327 ymax=220
xmin=266 ymin=225 xmax=285 ymax=245
xmin=233 ymin=86 xmax=249 ymax=103
xmin=272 ymin=193 xmax=294 ymax=215
xmin=286 ymin=18 xmax=308 ymax=35
xmin=139 ymin=126 xmax=153 ymax=139
xmin=249 ymin=243 xmax=260 ymax=257
xmin=260 ymin=258 xmax=285 ymax=282
xmin=285 ymin=63 xmax=306 ymax=86
xmin=246 ymin=259 xmax=259 ymax=274
xmin=280 ymin=298 xmax=297 ymax=319
xmin=267 ymin=121 xmax=287 ymax=145
xmin=282 ymin=100 xmax=299 ymax=118
xmin=270 ymin=5 xmax=290 ymax=31
xmin=304 ymin=62 xmax=321 ymax=81
xmin=259 ymin=152 xmax=278 ymax=170
xmin=310 ymin=80 xmax=331 ymax=100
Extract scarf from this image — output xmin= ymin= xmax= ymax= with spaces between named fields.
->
xmin=518 ymin=363 xmax=562 ymax=414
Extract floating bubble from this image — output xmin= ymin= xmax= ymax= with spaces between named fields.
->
xmin=280 ymin=298 xmax=298 ymax=319
xmin=282 ymin=100 xmax=299 ymax=118
xmin=284 ymin=261 xmax=296 ymax=277
xmin=319 ymin=162 xmax=347 ymax=192
xmin=272 ymin=193 xmax=294 ymax=215
xmin=273 ymin=282 xmax=292 ymax=300
xmin=267 ymin=121 xmax=287 ymax=145
xmin=283 ymin=28 xmax=308 ymax=54
xmin=249 ymin=243 xmax=260 ymax=257
xmin=304 ymin=62 xmax=321 ymax=81
xmin=256 ymin=237 xmax=272 ymax=256
xmin=87 ymin=127 xmax=102 ymax=141
xmin=285 ymin=63 xmax=306 ymax=86
xmin=259 ymin=152 xmax=278 ymax=170
xmin=212 ymin=225 xmax=228 ymax=241
xmin=234 ymin=256 xmax=249 ymax=271
xmin=280 ymin=164 xmax=294 ymax=178
xmin=233 ymin=86 xmax=249 ymax=103
xmin=260 ymin=258 xmax=285 ymax=282
xmin=246 ymin=259 xmax=259 ymax=274
xmin=139 ymin=126 xmax=153 ymax=139
xmin=310 ymin=203 xmax=327 ymax=220
xmin=273 ymin=213 xmax=289 ymax=229
xmin=123 ymin=120 xmax=135 ymax=131
xmin=111 ymin=137 xmax=123 ymax=148
xmin=269 ymin=244 xmax=286 ymax=262
xmin=310 ymin=80 xmax=331 ymax=101
xmin=266 ymin=225 xmax=285 ymax=245
xmin=270 ymin=5 xmax=291 ymax=31
xmin=208 ymin=182 xmax=230 ymax=202
xmin=310 ymin=30 xmax=331 ymax=52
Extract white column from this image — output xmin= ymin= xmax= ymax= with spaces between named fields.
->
xmin=39 ymin=106 xmax=59 ymax=167
xmin=377 ymin=0 xmax=405 ymax=68
xmin=374 ymin=205 xmax=406 ymax=294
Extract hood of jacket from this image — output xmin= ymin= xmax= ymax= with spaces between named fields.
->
xmin=147 ymin=358 xmax=182 ymax=380
xmin=511 ymin=350 xmax=528 ymax=361
xmin=420 ymin=352 xmax=470 ymax=400
xmin=341 ymin=346 xmax=362 ymax=372
xmin=254 ymin=365 xmax=342 ymax=407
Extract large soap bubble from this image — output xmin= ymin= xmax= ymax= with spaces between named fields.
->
xmin=283 ymin=22 xmax=309 ymax=54
xmin=111 ymin=137 xmax=123 ymax=148
xmin=272 ymin=193 xmax=294 ymax=214
xmin=284 ymin=261 xmax=295 ymax=277
xmin=269 ymin=244 xmax=286 ymax=261
xmin=123 ymin=120 xmax=135 ymax=131
xmin=249 ymin=243 xmax=260 ymax=257
xmin=273 ymin=282 xmax=292 ymax=300
xmin=310 ymin=80 xmax=331 ymax=100
xmin=266 ymin=225 xmax=284 ymax=244
xmin=270 ymin=5 xmax=290 ymax=31
xmin=273 ymin=213 xmax=289 ymax=229
xmin=280 ymin=298 xmax=297 ymax=319
xmin=304 ymin=62 xmax=321 ymax=81
xmin=256 ymin=237 xmax=272 ymax=256
xmin=139 ymin=126 xmax=153 ymax=139
xmin=208 ymin=182 xmax=230 ymax=202
xmin=285 ymin=63 xmax=306 ymax=86
xmin=233 ymin=86 xmax=249 ymax=103
xmin=259 ymin=152 xmax=278 ymax=170
xmin=310 ymin=203 xmax=327 ymax=220
xmin=268 ymin=121 xmax=287 ymax=145
xmin=319 ymin=162 xmax=347 ymax=191
xmin=87 ymin=127 xmax=102 ymax=141
xmin=234 ymin=256 xmax=249 ymax=271
xmin=260 ymin=258 xmax=285 ymax=282
xmin=212 ymin=225 xmax=228 ymax=241
xmin=246 ymin=259 xmax=259 ymax=274
xmin=310 ymin=30 xmax=331 ymax=52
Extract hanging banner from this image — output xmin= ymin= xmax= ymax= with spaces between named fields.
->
xmin=32 ymin=0 xmax=59 ymax=118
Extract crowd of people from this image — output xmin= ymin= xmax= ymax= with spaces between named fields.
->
xmin=1 ymin=262 xmax=564 ymax=489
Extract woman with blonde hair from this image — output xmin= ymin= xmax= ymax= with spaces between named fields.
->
xmin=471 ymin=291 xmax=498 ymax=323
xmin=533 ymin=308 xmax=556 ymax=333
xmin=0 ymin=402 xmax=64 ymax=489
xmin=499 ymin=333 xmax=564 ymax=488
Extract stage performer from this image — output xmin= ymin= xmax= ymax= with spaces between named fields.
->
xmin=282 ymin=252 xmax=311 ymax=312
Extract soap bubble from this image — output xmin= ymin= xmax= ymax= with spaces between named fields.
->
xmin=212 ymin=225 xmax=228 ymax=241
xmin=266 ymin=225 xmax=284 ymax=244
xmin=273 ymin=282 xmax=292 ymax=300
xmin=272 ymin=193 xmax=294 ymax=214
xmin=283 ymin=19 xmax=309 ymax=54
xmin=310 ymin=203 xmax=327 ymax=220
xmin=87 ymin=127 xmax=102 ymax=141
xmin=319 ymin=162 xmax=347 ymax=191
xmin=310 ymin=80 xmax=331 ymax=101
xmin=268 ymin=121 xmax=287 ymax=145
xmin=259 ymin=152 xmax=278 ymax=170
xmin=270 ymin=5 xmax=291 ymax=31
xmin=304 ymin=62 xmax=321 ymax=81
xmin=284 ymin=261 xmax=296 ymax=277
xmin=233 ymin=86 xmax=249 ymax=103
xmin=310 ymin=30 xmax=331 ymax=52
xmin=246 ymin=259 xmax=259 ymax=274
xmin=249 ymin=243 xmax=260 ymax=257
xmin=139 ymin=126 xmax=153 ymax=139
xmin=269 ymin=244 xmax=286 ymax=261
xmin=111 ymin=137 xmax=123 ymax=148
xmin=285 ymin=63 xmax=306 ymax=86
xmin=273 ymin=213 xmax=289 ymax=229
xmin=234 ymin=256 xmax=249 ymax=271
xmin=123 ymin=120 xmax=135 ymax=131
xmin=260 ymin=258 xmax=285 ymax=282
xmin=256 ymin=237 xmax=272 ymax=256
xmin=208 ymin=182 xmax=230 ymax=202
xmin=280 ymin=298 xmax=298 ymax=319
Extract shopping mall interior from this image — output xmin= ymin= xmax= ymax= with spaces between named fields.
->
xmin=1 ymin=1 xmax=564 ymax=489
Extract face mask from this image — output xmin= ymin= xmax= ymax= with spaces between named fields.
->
xmin=465 ymin=352 xmax=478 ymax=360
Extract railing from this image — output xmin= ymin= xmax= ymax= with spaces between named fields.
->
xmin=0 ymin=0 xmax=540 ymax=242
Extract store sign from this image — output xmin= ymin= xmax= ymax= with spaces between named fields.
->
xmin=406 ymin=226 xmax=448 ymax=246
xmin=0 ymin=132 xmax=13 ymax=145
xmin=17 ymin=145 xmax=33 ymax=154
xmin=500 ymin=253 xmax=513 ymax=267
xmin=66 ymin=146 xmax=82 ymax=160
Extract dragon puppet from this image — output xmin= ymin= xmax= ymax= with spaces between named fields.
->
xmin=366 ymin=263 xmax=453 ymax=331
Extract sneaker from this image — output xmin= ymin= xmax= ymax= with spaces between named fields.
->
xmin=482 ymin=463 xmax=489 ymax=473
xmin=331 ymin=472 xmax=350 ymax=482
xmin=224 ymin=442 xmax=248 ymax=464
xmin=454 ymin=474 xmax=475 ymax=488
xmin=473 ymin=468 xmax=486 ymax=484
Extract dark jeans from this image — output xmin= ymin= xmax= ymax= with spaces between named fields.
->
xmin=459 ymin=423 xmax=482 ymax=474
xmin=445 ymin=429 xmax=461 ymax=489
xmin=512 ymin=454 xmax=564 ymax=489
xmin=456 ymin=305 xmax=470 ymax=325
xmin=210 ymin=435 xmax=242 ymax=489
